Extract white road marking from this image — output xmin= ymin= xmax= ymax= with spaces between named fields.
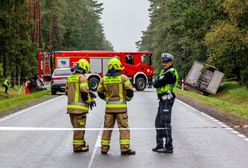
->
xmin=238 ymin=134 xmax=246 ymax=138
xmin=218 ymin=121 xmax=224 ymax=125
xmin=87 ymin=126 xmax=103 ymax=168
xmin=176 ymin=99 xmax=199 ymax=112
xmin=231 ymin=130 xmax=239 ymax=134
xmin=0 ymin=96 xmax=62 ymax=122
xmin=176 ymin=99 xmax=248 ymax=142
xmin=226 ymin=127 xmax=233 ymax=131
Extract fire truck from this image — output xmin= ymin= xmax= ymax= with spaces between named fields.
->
xmin=37 ymin=51 xmax=154 ymax=91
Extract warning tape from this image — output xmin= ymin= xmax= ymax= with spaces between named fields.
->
xmin=0 ymin=127 xmax=160 ymax=131
xmin=185 ymin=125 xmax=248 ymax=129
xmin=0 ymin=125 xmax=247 ymax=131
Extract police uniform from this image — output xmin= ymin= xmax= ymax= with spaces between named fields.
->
xmin=153 ymin=61 xmax=178 ymax=153
xmin=97 ymin=58 xmax=135 ymax=155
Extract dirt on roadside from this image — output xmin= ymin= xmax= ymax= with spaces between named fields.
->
xmin=177 ymin=95 xmax=248 ymax=137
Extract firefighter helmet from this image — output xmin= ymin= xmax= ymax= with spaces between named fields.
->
xmin=108 ymin=58 xmax=123 ymax=70
xmin=161 ymin=53 xmax=174 ymax=62
xmin=77 ymin=59 xmax=90 ymax=73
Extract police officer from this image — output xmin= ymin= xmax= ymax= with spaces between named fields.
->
xmin=97 ymin=58 xmax=135 ymax=155
xmin=65 ymin=59 xmax=96 ymax=152
xmin=152 ymin=53 xmax=178 ymax=153
xmin=2 ymin=78 xmax=10 ymax=94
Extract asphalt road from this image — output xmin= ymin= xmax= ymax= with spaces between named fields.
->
xmin=0 ymin=88 xmax=248 ymax=168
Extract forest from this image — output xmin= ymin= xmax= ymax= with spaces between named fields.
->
xmin=0 ymin=0 xmax=112 ymax=84
xmin=1 ymin=0 xmax=247 ymax=87
xmin=137 ymin=0 xmax=248 ymax=86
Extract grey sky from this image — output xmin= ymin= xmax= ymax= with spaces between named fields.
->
xmin=99 ymin=0 xmax=150 ymax=51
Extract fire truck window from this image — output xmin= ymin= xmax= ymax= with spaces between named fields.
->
xmin=142 ymin=54 xmax=152 ymax=65
xmin=126 ymin=55 xmax=134 ymax=65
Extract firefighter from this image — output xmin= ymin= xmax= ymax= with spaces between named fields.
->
xmin=152 ymin=53 xmax=178 ymax=153
xmin=98 ymin=58 xmax=135 ymax=155
xmin=2 ymin=78 xmax=10 ymax=94
xmin=65 ymin=59 xmax=96 ymax=152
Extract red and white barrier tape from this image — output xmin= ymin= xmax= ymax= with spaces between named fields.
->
xmin=185 ymin=125 xmax=248 ymax=129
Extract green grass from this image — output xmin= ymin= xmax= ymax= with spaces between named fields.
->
xmin=217 ymin=81 xmax=248 ymax=105
xmin=177 ymin=81 xmax=248 ymax=119
xmin=0 ymin=86 xmax=51 ymax=115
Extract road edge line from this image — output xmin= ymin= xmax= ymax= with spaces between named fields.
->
xmin=0 ymin=96 xmax=63 ymax=122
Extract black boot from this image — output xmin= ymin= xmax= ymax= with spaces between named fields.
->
xmin=155 ymin=146 xmax=173 ymax=153
xmin=101 ymin=151 xmax=108 ymax=154
xmin=152 ymin=146 xmax=163 ymax=152
xmin=121 ymin=150 xmax=136 ymax=155
xmin=164 ymin=146 xmax=173 ymax=153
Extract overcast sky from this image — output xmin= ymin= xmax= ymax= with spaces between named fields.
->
xmin=99 ymin=0 xmax=150 ymax=51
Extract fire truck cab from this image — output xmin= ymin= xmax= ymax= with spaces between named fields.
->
xmin=38 ymin=51 xmax=154 ymax=92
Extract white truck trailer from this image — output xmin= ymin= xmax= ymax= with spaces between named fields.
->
xmin=185 ymin=61 xmax=224 ymax=95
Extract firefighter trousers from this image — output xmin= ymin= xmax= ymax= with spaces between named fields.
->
xmin=101 ymin=112 xmax=131 ymax=153
xmin=155 ymin=98 xmax=175 ymax=149
xmin=69 ymin=114 xmax=87 ymax=151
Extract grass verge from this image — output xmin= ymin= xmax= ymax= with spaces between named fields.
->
xmin=177 ymin=81 xmax=248 ymax=120
xmin=0 ymin=89 xmax=51 ymax=116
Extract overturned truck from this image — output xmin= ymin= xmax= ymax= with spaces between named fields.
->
xmin=185 ymin=61 xmax=224 ymax=95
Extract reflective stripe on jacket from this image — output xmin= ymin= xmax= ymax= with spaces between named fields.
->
xmin=66 ymin=74 xmax=89 ymax=114
xmin=98 ymin=74 xmax=133 ymax=113
xmin=156 ymin=68 xmax=179 ymax=95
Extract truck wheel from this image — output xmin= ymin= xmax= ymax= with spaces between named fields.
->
xmin=135 ymin=77 xmax=146 ymax=91
xmin=51 ymin=90 xmax=56 ymax=95
xmin=89 ymin=77 xmax=99 ymax=91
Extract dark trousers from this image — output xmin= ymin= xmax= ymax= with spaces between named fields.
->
xmin=3 ymin=85 xmax=8 ymax=94
xmin=155 ymin=97 xmax=175 ymax=149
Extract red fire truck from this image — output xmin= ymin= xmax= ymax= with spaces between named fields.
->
xmin=38 ymin=51 xmax=154 ymax=91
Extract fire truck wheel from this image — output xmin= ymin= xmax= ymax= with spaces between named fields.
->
xmin=135 ymin=77 xmax=146 ymax=91
xmin=88 ymin=77 xmax=100 ymax=91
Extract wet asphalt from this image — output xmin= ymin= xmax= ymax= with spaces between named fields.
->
xmin=0 ymin=88 xmax=248 ymax=168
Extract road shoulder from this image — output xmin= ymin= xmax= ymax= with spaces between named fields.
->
xmin=177 ymin=94 xmax=248 ymax=137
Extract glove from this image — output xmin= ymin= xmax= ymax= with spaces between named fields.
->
xmin=89 ymin=100 xmax=96 ymax=110
xmin=126 ymin=96 xmax=132 ymax=102
xmin=89 ymin=91 xmax=97 ymax=99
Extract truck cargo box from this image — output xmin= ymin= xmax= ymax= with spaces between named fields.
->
xmin=185 ymin=61 xmax=224 ymax=94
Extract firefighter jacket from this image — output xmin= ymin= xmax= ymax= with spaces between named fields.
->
xmin=155 ymin=66 xmax=179 ymax=96
xmin=66 ymin=73 xmax=90 ymax=114
xmin=98 ymin=74 xmax=133 ymax=113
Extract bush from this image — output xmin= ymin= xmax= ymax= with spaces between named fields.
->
xmin=241 ymin=69 xmax=248 ymax=87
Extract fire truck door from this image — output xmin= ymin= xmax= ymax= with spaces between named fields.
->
xmin=90 ymin=58 xmax=111 ymax=75
xmin=90 ymin=58 xmax=101 ymax=74
xmin=102 ymin=58 xmax=111 ymax=75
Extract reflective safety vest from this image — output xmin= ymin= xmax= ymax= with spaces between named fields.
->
xmin=100 ymin=75 xmax=132 ymax=113
xmin=156 ymin=68 xmax=179 ymax=95
xmin=3 ymin=80 xmax=9 ymax=87
xmin=66 ymin=74 xmax=89 ymax=114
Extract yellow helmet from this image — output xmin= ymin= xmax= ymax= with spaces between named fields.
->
xmin=108 ymin=58 xmax=123 ymax=70
xmin=77 ymin=59 xmax=90 ymax=73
